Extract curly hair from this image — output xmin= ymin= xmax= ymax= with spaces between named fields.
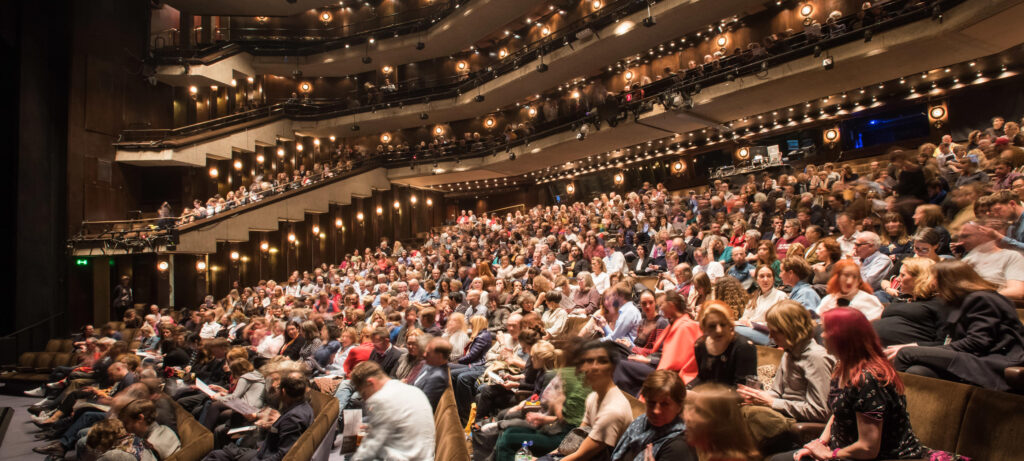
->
xmin=710 ymin=276 xmax=750 ymax=320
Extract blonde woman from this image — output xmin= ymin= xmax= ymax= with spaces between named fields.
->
xmin=443 ymin=312 xmax=470 ymax=360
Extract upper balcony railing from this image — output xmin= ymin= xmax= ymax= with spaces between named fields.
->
xmin=119 ymin=0 xmax=956 ymax=152
xmin=151 ymin=1 xmax=460 ymax=62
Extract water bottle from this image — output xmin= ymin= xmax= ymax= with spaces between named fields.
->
xmin=514 ymin=440 xmax=534 ymax=461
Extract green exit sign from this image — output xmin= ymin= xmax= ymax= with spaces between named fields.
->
xmin=75 ymin=258 xmax=89 ymax=266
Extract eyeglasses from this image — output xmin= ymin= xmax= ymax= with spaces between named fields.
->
xmin=854 ymin=242 xmax=872 ymax=247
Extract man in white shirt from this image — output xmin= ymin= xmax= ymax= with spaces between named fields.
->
xmin=691 ymin=248 xmax=724 ymax=282
xmin=349 ymin=361 xmax=435 ymax=461
xmin=960 ymin=222 xmax=1024 ymax=300
xmin=199 ymin=311 xmax=222 ymax=340
xmin=603 ymin=238 xmax=627 ymax=276
xmin=835 ymin=213 xmax=860 ymax=256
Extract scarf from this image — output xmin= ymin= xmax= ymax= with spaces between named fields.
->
xmin=609 ymin=415 xmax=686 ymax=461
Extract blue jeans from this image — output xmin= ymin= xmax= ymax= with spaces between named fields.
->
xmin=735 ymin=325 xmax=772 ymax=346
xmin=333 ymin=380 xmax=361 ymax=418
xmin=60 ymin=410 xmax=106 ymax=448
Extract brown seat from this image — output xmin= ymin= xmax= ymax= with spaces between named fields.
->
xmin=900 ymin=373 xmax=974 ymax=453
xmin=636 ymin=276 xmax=658 ymax=291
xmin=282 ymin=390 xmax=339 ymax=461
xmin=1005 ymin=367 xmax=1024 ymax=392
xmin=623 ymin=392 xmax=646 ymax=419
xmin=44 ymin=339 xmax=64 ymax=353
xmin=163 ymin=398 xmax=213 ymax=461
xmin=954 ymin=386 xmax=1024 ymax=460
xmin=434 ymin=386 xmax=471 ymax=461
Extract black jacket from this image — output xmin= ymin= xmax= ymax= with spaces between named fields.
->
xmin=371 ymin=346 xmax=405 ymax=377
xmin=941 ymin=290 xmax=1024 ymax=391
xmin=254 ymin=400 xmax=313 ymax=461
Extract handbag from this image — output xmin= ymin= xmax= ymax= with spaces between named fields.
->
xmin=557 ymin=426 xmax=591 ymax=455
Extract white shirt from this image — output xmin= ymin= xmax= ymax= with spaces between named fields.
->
xmin=817 ymin=291 xmax=884 ymax=320
xmin=694 ymin=261 xmax=725 ymax=282
xmin=604 ymin=251 xmax=627 ymax=276
xmin=741 ymin=288 xmax=789 ymax=323
xmin=592 ymin=272 xmax=610 ymax=294
xmin=256 ymin=333 xmax=284 ymax=358
xmin=352 ymin=379 xmax=436 ymax=461
xmin=199 ymin=322 xmax=222 ymax=340
xmin=964 ymin=242 xmax=1024 ymax=288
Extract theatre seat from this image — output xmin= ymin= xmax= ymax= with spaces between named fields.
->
xmin=900 ymin=373 xmax=973 ymax=453
xmin=282 ymin=390 xmax=339 ymax=461
xmin=164 ymin=399 xmax=213 ymax=461
xmin=954 ymin=386 xmax=1024 ymax=460
xmin=434 ymin=386 xmax=470 ymax=461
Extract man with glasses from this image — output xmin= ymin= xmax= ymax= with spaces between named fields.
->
xmin=854 ymin=232 xmax=892 ymax=292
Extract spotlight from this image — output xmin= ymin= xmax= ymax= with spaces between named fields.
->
xmin=642 ymin=16 xmax=656 ymax=27
xmin=230 ymin=251 xmax=240 ymax=261
xmin=351 ymin=124 xmax=360 ymax=131
xmin=509 ymin=152 xmax=517 ymax=161
xmin=474 ymin=94 xmax=485 ymax=103
xmin=536 ymin=63 xmax=549 ymax=72
xmin=157 ymin=261 xmax=169 ymax=272
xmin=361 ymin=56 xmax=372 ymax=64
xmin=419 ymin=112 xmax=429 ymax=120
xmin=196 ymin=260 xmax=207 ymax=272
xmin=260 ymin=241 xmax=269 ymax=252
xmin=822 ymin=55 xmax=834 ymax=70
xmin=415 ymin=41 xmax=425 ymax=50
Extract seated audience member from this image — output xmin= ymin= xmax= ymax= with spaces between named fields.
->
xmin=958 ymin=221 xmax=1024 ymax=301
xmin=414 ymin=337 xmax=452 ymax=411
xmin=978 ymin=189 xmax=1024 ymax=251
xmin=580 ymin=283 xmax=641 ymax=344
xmin=770 ymin=307 xmax=929 ymax=461
xmin=368 ymin=326 xmax=404 ymax=376
xmin=810 ymin=238 xmax=842 ymax=286
xmin=816 ymin=259 xmax=884 ymax=321
xmin=684 ymin=384 xmax=760 ymax=461
xmin=873 ymin=258 xmax=952 ymax=347
xmin=689 ymin=301 xmax=757 ymax=389
xmin=781 ymin=257 xmax=821 ymax=313
xmin=738 ymin=301 xmax=834 ymax=452
xmin=891 ymin=260 xmax=1024 ymax=391
xmin=853 ymin=232 xmax=893 ymax=292
xmin=200 ymin=358 xmax=265 ymax=431
xmin=610 ymin=370 xmax=697 ymax=461
xmin=736 ymin=265 xmax=788 ymax=345
xmin=615 ymin=291 xmax=701 ymax=395
xmin=488 ymin=341 xmax=572 ymax=461
xmin=202 ymin=374 xmax=313 ymax=461
xmin=475 ymin=329 xmax=543 ymax=420
xmin=348 ymin=361 xmax=436 ymax=461
xmin=459 ymin=315 xmax=494 ymax=366
xmin=537 ymin=340 xmax=633 ymax=461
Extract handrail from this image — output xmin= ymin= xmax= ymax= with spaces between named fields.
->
xmin=2 ymin=312 xmax=65 ymax=339
xmin=152 ymin=1 xmax=458 ymax=60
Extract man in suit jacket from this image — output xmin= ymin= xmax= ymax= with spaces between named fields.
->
xmin=415 ymin=337 xmax=452 ymax=411
xmin=369 ymin=327 xmax=405 ymax=377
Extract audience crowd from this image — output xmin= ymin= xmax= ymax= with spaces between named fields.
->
xmin=26 ymin=116 xmax=1024 ymax=461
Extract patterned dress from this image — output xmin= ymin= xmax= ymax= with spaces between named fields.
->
xmin=827 ymin=371 xmax=926 ymax=459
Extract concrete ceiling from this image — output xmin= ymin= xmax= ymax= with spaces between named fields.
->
xmin=388 ymin=0 xmax=1024 ymax=188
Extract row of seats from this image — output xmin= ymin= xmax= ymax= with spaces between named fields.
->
xmin=756 ymin=346 xmax=1024 ymax=461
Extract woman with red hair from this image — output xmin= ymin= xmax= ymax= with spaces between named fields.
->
xmin=816 ymin=259 xmax=884 ymax=320
xmin=770 ymin=307 xmax=927 ymax=461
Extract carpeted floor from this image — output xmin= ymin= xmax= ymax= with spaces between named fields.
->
xmin=0 ymin=394 xmax=52 ymax=460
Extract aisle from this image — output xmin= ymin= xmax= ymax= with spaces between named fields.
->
xmin=0 ymin=394 xmax=48 ymax=460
